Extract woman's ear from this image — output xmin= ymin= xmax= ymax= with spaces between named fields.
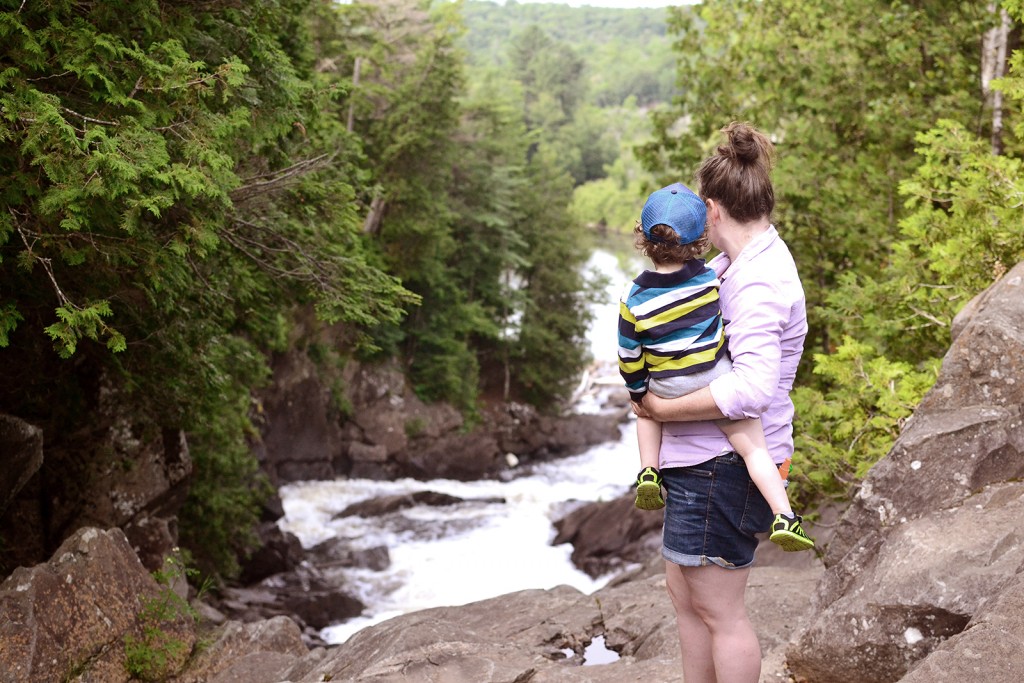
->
xmin=705 ymin=198 xmax=718 ymax=223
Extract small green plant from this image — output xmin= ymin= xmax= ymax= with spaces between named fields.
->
xmin=123 ymin=553 xmax=207 ymax=682
xmin=404 ymin=416 xmax=427 ymax=438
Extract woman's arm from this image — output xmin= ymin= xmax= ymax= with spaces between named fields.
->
xmin=637 ymin=275 xmax=789 ymax=423
xmin=634 ymin=386 xmax=726 ymax=422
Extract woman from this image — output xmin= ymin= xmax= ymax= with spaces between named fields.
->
xmin=634 ymin=121 xmax=808 ymax=682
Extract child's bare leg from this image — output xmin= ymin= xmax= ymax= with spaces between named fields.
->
xmin=636 ymin=416 xmax=662 ymax=471
xmin=634 ymin=416 xmax=665 ymax=510
xmin=716 ymin=417 xmax=792 ymax=515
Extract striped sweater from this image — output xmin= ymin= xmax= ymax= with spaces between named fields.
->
xmin=617 ymin=259 xmax=727 ymax=402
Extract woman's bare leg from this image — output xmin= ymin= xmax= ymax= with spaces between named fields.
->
xmin=665 ymin=560 xmax=761 ymax=683
xmin=717 ymin=417 xmax=792 ymax=515
xmin=665 ymin=560 xmax=716 ymax=683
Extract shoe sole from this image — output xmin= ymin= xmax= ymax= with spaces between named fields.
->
xmin=769 ymin=530 xmax=815 ymax=552
xmin=635 ymin=482 xmax=665 ymax=510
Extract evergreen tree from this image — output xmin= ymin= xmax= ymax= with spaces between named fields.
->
xmin=0 ymin=0 xmax=413 ymax=576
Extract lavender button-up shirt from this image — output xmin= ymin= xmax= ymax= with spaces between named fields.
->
xmin=659 ymin=226 xmax=808 ymax=468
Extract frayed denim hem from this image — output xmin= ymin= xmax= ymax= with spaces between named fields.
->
xmin=662 ymin=545 xmax=753 ymax=570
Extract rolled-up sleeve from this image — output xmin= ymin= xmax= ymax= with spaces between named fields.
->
xmin=709 ymin=279 xmax=788 ymax=420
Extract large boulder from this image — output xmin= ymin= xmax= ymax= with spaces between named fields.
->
xmin=897 ymin=570 xmax=1024 ymax=683
xmin=0 ymin=527 xmax=194 ymax=683
xmin=0 ymin=525 xmax=331 ymax=683
xmin=788 ymin=262 xmax=1024 ymax=682
xmin=552 ymin=494 xmax=664 ymax=578
xmin=253 ymin=349 xmax=345 ymax=483
xmin=168 ymin=617 xmax=310 ymax=683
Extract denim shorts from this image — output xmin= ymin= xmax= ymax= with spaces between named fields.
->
xmin=661 ymin=452 xmax=773 ymax=569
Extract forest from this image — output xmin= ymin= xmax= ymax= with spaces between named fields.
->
xmin=1 ymin=0 xmax=1023 ymax=579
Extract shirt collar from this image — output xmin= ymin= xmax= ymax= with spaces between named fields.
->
xmin=634 ymin=258 xmax=708 ymax=288
xmin=710 ymin=225 xmax=778 ymax=281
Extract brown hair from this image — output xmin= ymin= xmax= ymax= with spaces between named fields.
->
xmin=633 ymin=222 xmax=711 ymax=265
xmin=696 ymin=122 xmax=775 ymax=224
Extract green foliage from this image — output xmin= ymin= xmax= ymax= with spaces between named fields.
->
xmin=570 ymin=107 xmax=660 ymax=233
xmin=827 ymin=121 xmax=1024 ymax=361
xmin=796 ymin=11 xmax=1024 ymax=500
xmin=460 ymin=0 xmax=677 ymax=106
xmin=0 ymin=302 xmax=21 ymax=347
xmin=0 ymin=0 xmax=664 ymax=579
xmin=405 ymin=416 xmax=427 ymax=438
xmin=790 ymin=338 xmax=939 ymax=505
xmin=173 ymin=336 xmax=273 ymax=579
xmin=45 ymin=301 xmax=126 ymax=358
xmin=0 ymin=0 xmax=415 ymax=578
xmin=123 ymin=554 xmax=204 ymax=682
xmin=509 ymin=146 xmax=596 ymax=406
xmin=639 ymin=0 xmax=993 ymax=360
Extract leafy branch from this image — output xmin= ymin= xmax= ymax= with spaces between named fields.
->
xmin=11 ymin=213 xmax=125 ymax=357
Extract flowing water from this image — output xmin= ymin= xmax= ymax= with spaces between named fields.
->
xmin=277 ymin=239 xmax=643 ymax=644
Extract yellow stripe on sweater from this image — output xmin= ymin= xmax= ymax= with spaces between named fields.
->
xmin=634 ymin=289 xmax=719 ymax=335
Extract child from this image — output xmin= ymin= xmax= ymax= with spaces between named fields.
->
xmin=617 ymin=182 xmax=813 ymax=552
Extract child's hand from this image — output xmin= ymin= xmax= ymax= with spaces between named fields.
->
xmin=631 ymin=399 xmax=652 ymax=419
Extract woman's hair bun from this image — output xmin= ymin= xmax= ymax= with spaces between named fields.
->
xmin=718 ymin=121 xmax=774 ymax=169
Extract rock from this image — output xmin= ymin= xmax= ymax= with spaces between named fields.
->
xmin=394 ymin=430 xmax=504 ymax=480
xmin=255 ymin=353 xmax=625 ymax=485
xmin=253 ymin=350 xmax=344 ymax=484
xmin=788 ymin=261 xmax=1024 ymax=683
xmin=252 ymin=562 xmax=823 ymax=683
xmin=897 ymin=570 xmax=1024 ymax=683
xmin=282 ymin=589 xmax=365 ymax=630
xmin=0 ymin=523 xmax=821 ymax=682
xmin=237 ymin=522 xmax=305 ymax=585
xmin=168 ymin=617 xmax=309 ymax=683
xmin=788 ymin=483 xmax=1024 ymax=682
xmin=213 ymin=563 xmax=365 ymax=641
xmin=494 ymin=404 xmax=625 ymax=465
xmin=0 ymin=393 xmax=192 ymax=572
xmin=307 ymin=538 xmax=390 ymax=571
xmin=334 ymin=490 xmax=476 ymax=518
xmin=552 ymin=494 xmax=663 ymax=578
xmin=0 ymin=527 xmax=194 ymax=683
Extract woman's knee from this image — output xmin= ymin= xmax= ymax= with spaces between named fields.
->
xmin=679 ymin=566 xmax=749 ymax=626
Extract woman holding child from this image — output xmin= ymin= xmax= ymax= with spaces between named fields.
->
xmin=628 ymin=122 xmax=810 ymax=682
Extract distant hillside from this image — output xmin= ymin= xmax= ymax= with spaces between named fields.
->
xmin=459 ymin=0 xmax=683 ymax=106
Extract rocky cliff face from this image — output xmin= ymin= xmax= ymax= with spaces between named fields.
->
xmin=787 ymin=261 xmax=1024 ymax=683
xmin=254 ymin=351 xmax=624 ymax=485
xmin=0 ymin=388 xmax=191 ymax=574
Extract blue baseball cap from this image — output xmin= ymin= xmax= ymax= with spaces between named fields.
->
xmin=640 ymin=183 xmax=707 ymax=245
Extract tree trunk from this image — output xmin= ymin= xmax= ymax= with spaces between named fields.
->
xmin=347 ymin=56 xmax=362 ymax=134
xmin=982 ymin=5 xmax=1011 ymax=155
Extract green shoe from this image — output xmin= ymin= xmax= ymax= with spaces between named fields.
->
xmin=634 ymin=467 xmax=665 ymax=510
xmin=769 ymin=512 xmax=815 ymax=552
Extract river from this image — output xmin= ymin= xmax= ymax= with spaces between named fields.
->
xmin=277 ymin=241 xmax=643 ymax=644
